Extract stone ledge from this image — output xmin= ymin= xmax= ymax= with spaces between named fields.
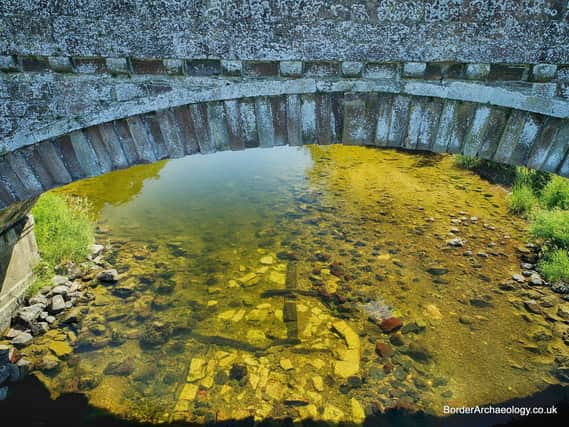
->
xmin=2 ymin=77 xmax=569 ymax=155
xmin=1 ymin=91 xmax=568 ymax=211
xmin=1 ymin=56 xmax=564 ymax=84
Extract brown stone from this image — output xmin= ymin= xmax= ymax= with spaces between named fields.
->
xmin=375 ymin=341 xmax=393 ymax=358
xmin=379 ymin=317 xmax=403 ymax=333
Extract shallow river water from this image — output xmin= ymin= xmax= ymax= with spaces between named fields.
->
xmin=23 ymin=146 xmax=569 ymax=424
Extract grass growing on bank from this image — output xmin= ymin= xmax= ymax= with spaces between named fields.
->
xmin=29 ymin=193 xmax=95 ymax=296
xmin=455 ymin=155 xmax=569 ymax=285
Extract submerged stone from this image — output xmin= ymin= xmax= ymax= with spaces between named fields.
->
xmin=446 ymin=238 xmax=465 ymax=247
xmin=229 ymin=363 xmax=248 ymax=382
xmin=427 ymin=266 xmax=449 ymax=276
xmin=269 ymin=271 xmax=286 ymax=286
xmin=97 ymin=269 xmax=119 ymax=283
xmin=322 ymin=404 xmax=345 ymax=423
xmin=331 ymin=321 xmax=360 ymax=350
xmin=48 ymin=341 xmax=73 ymax=358
xmin=379 ymin=317 xmax=403 ymax=333
xmin=351 ymin=398 xmax=366 ymax=421
xmin=375 ymin=341 xmax=393 ymax=358
xmin=524 ymin=300 xmax=542 ymax=314
xmin=140 ymin=322 xmax=172 ymax=347
xmin=187 ymin=358 xmax=206 ymax=382
xmin=104 ymin=358 xmax=135 ymax=376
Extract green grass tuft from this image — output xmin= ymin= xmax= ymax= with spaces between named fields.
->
xmin=529 ymin=209 xmax=569 ymax=249
xmin=538 ymin=249 xmax=569 ymax=284
xmin=508 ymin=183 xmax=538 ymax=216
xmin=540 ymin=175 xmax=569 ymax=210
xmin=454 ymin=157 xmax=569 ymax=284
xmin=454 ymin=155 xmax=483 ymax=170
xmin=29 ymin=193 xmax=95 ymax=295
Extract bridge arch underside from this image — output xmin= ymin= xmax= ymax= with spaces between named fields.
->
xmin=1 ymin=90 xmax=569 ymax=211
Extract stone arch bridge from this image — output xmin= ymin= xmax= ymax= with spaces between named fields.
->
xmin=1 ymin=0 xmax=569 ymax=328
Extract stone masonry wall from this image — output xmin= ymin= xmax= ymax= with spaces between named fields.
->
xmin=1 ymin=1 xmax=569 ymax=63
xmin=0 ymin=91 xmax=568 ymax=213
xmin=2 ymin=0 xmax=569 ymax=152
xmin=0 ymin=216 xmax=39 ymax=332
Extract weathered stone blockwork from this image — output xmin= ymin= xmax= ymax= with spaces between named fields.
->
xmin=2 ymin=68 xmax=568 ymax=152
xmin=0 ymin=91 xmax=568 ymax=211
xmin=1 ymin=1 xmax=568 ymax=63
xmin=0 ymin=216 xmax=39 ymax=332
xmin=0 ymin=0 xmax=568 ymax=208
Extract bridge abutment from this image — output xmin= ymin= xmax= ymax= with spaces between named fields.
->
xmin=0 ymin=213 xmax=39 ymax=332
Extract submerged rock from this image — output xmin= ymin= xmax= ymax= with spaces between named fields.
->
xmin=229 ymin=363 xmax=248 ymax=382
xmin=104 ymin=358 xmax=135 ymax=376
xmin=78 ymin=373 xmax=101 ymax=391
xmin=375 ymin=341 xmax=393 ymax=358
xmin=322 ymin=404 xmax=345 ymax=423
xmin=48 ymin=341 xmax=73 ymax=358
xmin=97 ymin=269 xmax=119 ymax=284
xmin=140 ymin=322 xmax=172 ymax=347
xmin=112 ymin=280 xmax=138 ymax=298
xmin=446 ymin=238 xmax=465 ymax=247
xmin=379 ymin=317 xmax=403 ymax=333
xmin=512 ymin=274 xmax=525 ymax=283
xmin=427 ymin=266 xmax=449 ymax=276
xmin=523 ymin=300 xmax=542 ymax=314
xmin=401 ymin=342 xmax=432 ymax=363
xmin=156 ymin=279 xmax=176 ymax=294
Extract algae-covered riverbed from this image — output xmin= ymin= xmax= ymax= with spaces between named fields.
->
xmin=12 ymin=146 xmax=569 ymax=424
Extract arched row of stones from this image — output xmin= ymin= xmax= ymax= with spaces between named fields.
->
xmin=1 ymin=91 xmax=568 ymax=210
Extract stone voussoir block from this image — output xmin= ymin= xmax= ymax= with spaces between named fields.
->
xmin=73 ymin=57 xmax=107 ymax=74
xmin=20 ymin=56 xmax=50 ymax=72
xmin=48 ymin=57 xmax=74 ymax=73
xmin=532 ymin=64 xmax=557 ymax=82
xmin=488 ymin=64 xmax=529 ymax=81
xmin=363 ymin=63 xmax=399 ymax=80
xmin=221 ymin=60 xmax=242 ymax=76
xmin=341 ymin=61 xmax=364 ymax=78
xmin=164 ymin=59 xmax=185 ymax=75
xmin=186 ymin=59 xmax=221 ymax=76
xmin=242 ymin=61 xmax=279 ymax=77
xmin=403 ymin=62 xmax=427 ymax=78
xmin=0 ymin=56 xmax=19 ymax=72
xmin=130 ymin=58 xmax=166 ymax=74
xmin=304 ymin=61 xmax=339 ymax=78
xmin=279 ymin=61 xmax=303 ymax=77
xmin=106 ymin=58 xmax=130 ymax=76
xmin=532 ymin=83 xmax=558 ymax=98
xmin=465 ymin=63 xmax=490 ymax=80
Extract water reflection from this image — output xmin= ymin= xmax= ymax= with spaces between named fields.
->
xmin=14 ymin=146 xmax=569 ymax=424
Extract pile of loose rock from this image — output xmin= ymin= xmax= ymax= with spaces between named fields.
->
xmin=6 ymin=273 xmax=92 ymax=349
xmin=0 ymin=243 xmax=106 ymax=399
